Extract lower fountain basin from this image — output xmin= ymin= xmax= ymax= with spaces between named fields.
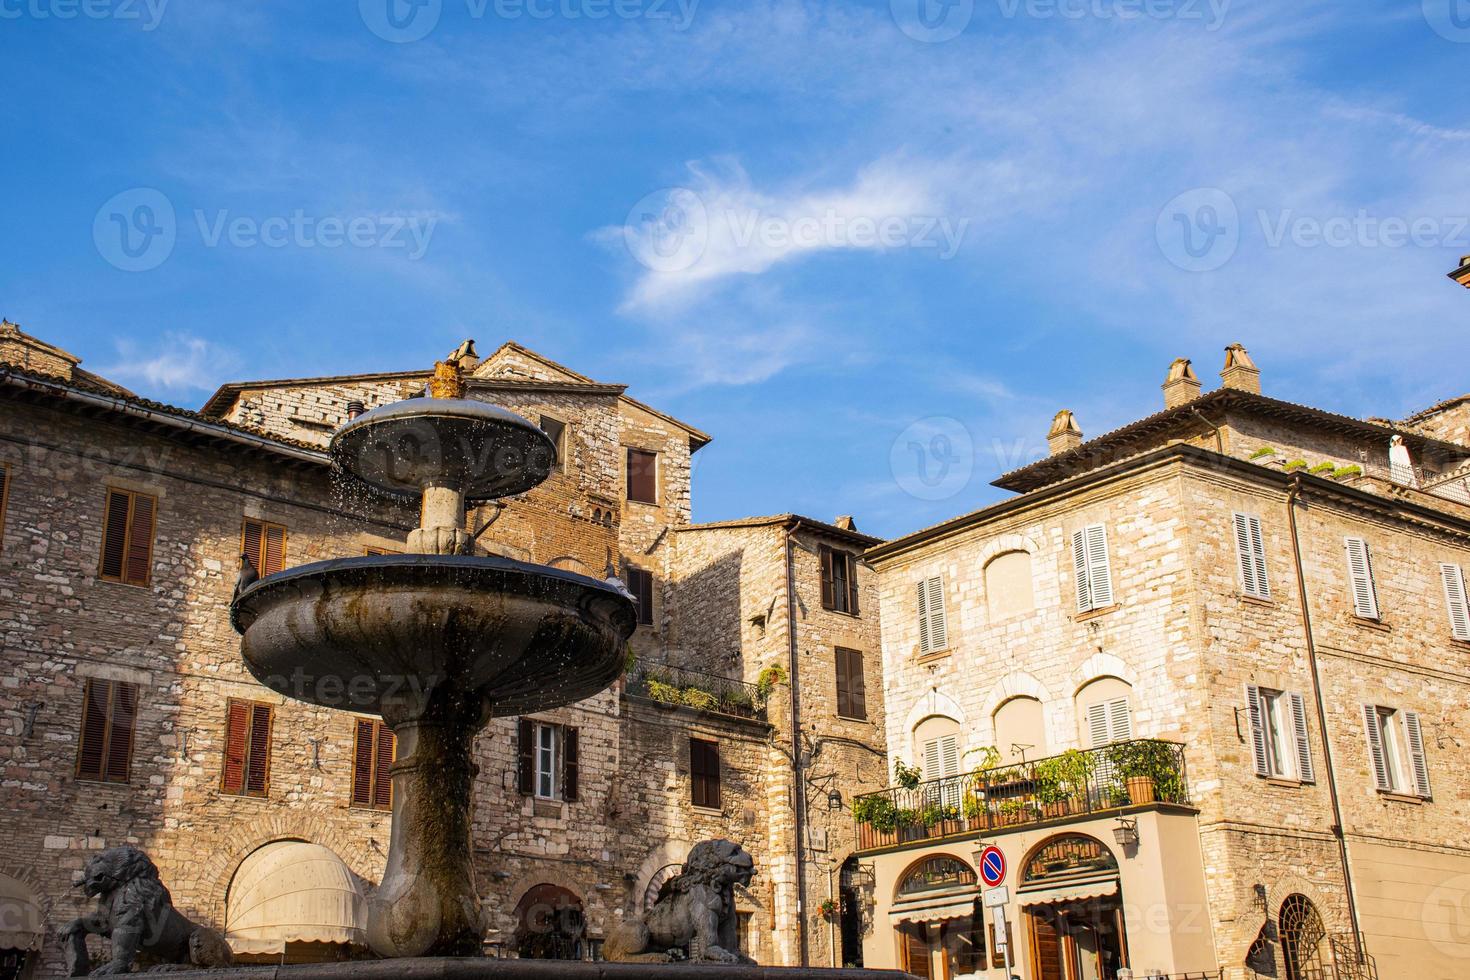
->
xmin=231 ymin=555 xmax=636 ymax=718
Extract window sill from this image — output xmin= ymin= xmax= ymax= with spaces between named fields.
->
xmin=625 ymin=498 xmax=659 ymax=508
xmin=1351 ymin=617 xmax=1391 ymax=633
xmin=820 ymin=606 xmax=862 ymax=620
xmin=836 ymin=715 xmax=871 ymax=725
xmin=1074 ymin=604 xmax=1120 ymax=623
xmin=691 ymin=805 xmax=724 ymax=816
xmin=533 ymin=800 xmax=564 ymax=818
xmin=96 ymin=576 xmax=153 ymax=590
xmin=1237 ymin=594 xmax=1275 ymax=608
xmin=1261 ymin=776 xmax=1304 ymax=788
xmin=916 ymin=649 xmax=952 ymax=665
xmin=1377 ymin=791 xmax=1428 ymax=805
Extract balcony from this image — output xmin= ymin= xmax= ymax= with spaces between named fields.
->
xmin=852 ymin=740 xmax=1191 ymax=852
xmin=624 ymin=660 xmax=769 ymax=722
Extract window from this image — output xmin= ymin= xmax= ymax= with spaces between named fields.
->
xmin=0 ymin=462 xmax=10 ymax=547
xmin=517 ymin=719 xmax=579 ymax=802
xmin=540 ymin=415 xmax=567 ymax=473
xmin=922 ymin=733 xmax=960 ymax=781
xmin=992 ymin=696 xmax=1045 ymax=763
xmin=1072 ymin=524 xmax=1114 ymax=612
xmin=242 ymin=518 xmax=287 ymax=577
xmin=1344 ymin=537 xmax=1380 ymax=620
xmin=351 ymin=719 xmax=396 ymax=810
xmin=222 ymin=699 xmax=273 ymax=797
xmin=625 ymin=566 xmax=654 ymax=626
xmin=897 ymin=856 xmax=977 ymax=895
xmin=690 ymin=737 xmax=721 ymax=809
xmin=821 ymin=545 xmax=860 ymax=615
xmin=835 ymin=647 xmax=867 ymax=720
xmin=1077 ymin=678 xmax=1133 ymax=747
xmin=365 ymin=546 xmax=400 ymax=556
xmin=1440 ymin=563 xmax=1470 ymax=641
xmin=99 ymin=488 xmax=156 ymax=586
xmin=1362 ymin=704 xmax=1431 ymax=798
xmin=1246 ymin=686 xmax=1314 ymax=782
xmin=1233 ymin=513 xmax=1271 ymax=600
xmin=985 ymin=551 xmax=1034 ymax=622
xmin=76 ymin=678 xmax=137 ymax=783
xmin=626 ymin=449 xmax=658 ymax=505
xmin=916 ymin=575 xmax=948 ymax=655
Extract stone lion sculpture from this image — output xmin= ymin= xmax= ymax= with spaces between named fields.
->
xmin=60 ymin=846 xmax=234 ymax=976
xmin=604 ymin=840 xmax=756 ymax=964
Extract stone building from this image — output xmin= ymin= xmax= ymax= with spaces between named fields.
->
xmin=0 ymin=324 xmax=888 ymax=977
xmin=855 ymin=347 xmax=1470 ymax=980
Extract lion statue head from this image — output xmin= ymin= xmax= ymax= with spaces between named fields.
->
xmin=674 ymin=840 xmax=755 ymax=894
xmin=77 ymin=846 xmax=164 ymax=899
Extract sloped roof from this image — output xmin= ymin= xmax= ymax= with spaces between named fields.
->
xmin=678 ymin=513 xmax=883 ymax=547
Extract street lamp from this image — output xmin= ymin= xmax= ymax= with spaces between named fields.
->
xmin=1112 ymin=816 xmax=1139 ymax=848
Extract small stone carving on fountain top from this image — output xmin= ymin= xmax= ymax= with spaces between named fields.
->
xmin=604 ymin=840 xmax=757 ymax=965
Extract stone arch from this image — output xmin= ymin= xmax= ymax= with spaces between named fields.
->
xmin=0 ymin=864 xmax=51 ymax=952
xmin=902 ymin=690 xmax=966 ymax=765
xmin=1072 ymin=653 xmax=1136 ymax=693
xmin=894 ymin=853 xmax=977 ymax=900
xmin=981 ymin=671 xmax=1050 ymax=720
xmin=201 ymin=812 xmax=369 ymax=929
xmin=1267 ymin=872 xmax=1344 ymax=935
xmin=631 ymin=839 xmax=694 ymax=911
xmin=977 ymin=533 xmax=1040 ymax=567
xmin=546 ymin=555 xmax=592 ymax=575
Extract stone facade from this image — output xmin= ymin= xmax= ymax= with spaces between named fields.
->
xmin=0 ymin=330 xmax=882 ymax=977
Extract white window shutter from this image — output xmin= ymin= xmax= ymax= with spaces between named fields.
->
xmin=1440 ymin=564 xmax=1470 ymax=641
xmin=1249 ymin=515 xmax=1270 ymax=599
xmin=1235 ymin=514 xmax=1259 ymax=598
xmin=916 ymin=580 xmax=932 ymax=654
xmin=1362 ymin=704 xmax=1391 ymax=792
xmin=927 ymin=576 xmax=948 ymax=651
xmin=1108 ymin=698 xmax=1132 ymax=741
xmin=1087 ymin=703 xmax=1110 ymax=748
xmin=940 ymin=735 xmax=960 ymax=778
xmin=1344 ymin=538 xmax=1380 ymax=620
xmin=1086 ymin=525 xmax=1114 ymax=609
xmin=1073 ymin=530 xmax=1092 ymax=611
xmin=1289 ymin=692 xmax=1315 ymax=784
xmin=1403 ymin=711 xmax=1431 ymax=799
xmin=1245 ymin=685 xmax=1270 ymax=777
xmin=924 ymin=738 xmax=941 ymax=780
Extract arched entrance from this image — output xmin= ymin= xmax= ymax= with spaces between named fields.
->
xmin=513 ymin=884 xmax=584 ymax=960
xmin=0 ymin=873 xmax=44 ymax=980
xmin=223 ymin=841 xmax=365 ymax=963
xmin=1279 ymin=894 xmax=1326 ymax=980
xmin=891 ymin=855 xmax=982 ymax=980
xmin=839 ymin=856 xmax=867 ymax=969
xmin=1019 ymin=834 xmax=1128 ymax=980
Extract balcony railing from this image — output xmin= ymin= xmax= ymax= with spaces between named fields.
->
xmin=625 ymin=660 xmax=768 ymax=721
xmin=852 ymin=740 xmax=1190 ymax=851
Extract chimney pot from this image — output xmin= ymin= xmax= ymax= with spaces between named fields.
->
xmin=833 ymin=515 xmax=857 ymax=532
xmin=1047 ymin=410 xmax=1084 ymax=456
xmin=1163 ymin=358 xmax=1202 ymax=409
xmin=346 ymin=400 xmax=366 ymax=421
xmin=1220 ymin=344 xmax=1261 ymax=394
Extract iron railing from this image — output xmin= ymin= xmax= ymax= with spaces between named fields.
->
xmin=625 ymin=660 xmax=768 ymax=721
xmin=852 ymin=740 xmax=1190 ymax=851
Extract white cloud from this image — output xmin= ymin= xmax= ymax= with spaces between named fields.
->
xmin=101 ymin=333 xmax=241 ymax=395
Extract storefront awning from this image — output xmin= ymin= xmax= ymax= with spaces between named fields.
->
xmin=889 ymin=890 xmax=980 ymax=926
xmin=1018 ymin=876 xmax=1119 ymax=908
xmin=225 ymin=842 xmax=366 ymax=955
xmin=0 ymin=874 xmax=45 ymax=952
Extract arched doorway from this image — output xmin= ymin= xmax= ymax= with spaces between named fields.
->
xmin=1019 ymin=834 xmax=1127 ymax=980
xmin=224 ymin=841 xmax=365 ymax=963
xmin=891 ymin=855 xmax=982 ymax=980
xmin=838 ymin=856 xmax=868 ymax=969
xmin=513 ymin=884 xmax=584 ymax=960
xmin=1279 ymin=894 xmax=1326 ymax=980
xmin=0 ymin=873 xmax=44 ymax=980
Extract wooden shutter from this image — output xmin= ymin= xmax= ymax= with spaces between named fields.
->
xmin=1087 ymin=703 xmax=1110 ymax=748
xmin=245 ymin=704 xmax=272 ymax=795
xmin=123 ymin=494 xmax=154 ymax=586
xmin=1085 ymin=524 xmax=1113 ymax=609
xmin=517 ymin=718 xmax=535 ymax=795
xmin=1234 ymin=513 xmax=1269 ymax=599
xmin=222 ymin=700 xmax=251 ymax=794
xmin=1245 ymin=685 xmax=1270 ymax=777
xmin=263 ymin=525 xmax=286 ymax=575
xmin=836 ymin=648 xmax=865 ymax=720
xmin=77 ymin=679 xmax=130 ymax=781
xmin=1072 ymin=529 xmax=1091 ymax=611
xmin=1403 ymin=711 xmax=1431 ymax=798
xmin=352 ymin=719 xmax=375 ymax=806
xmin=1440 ymin=564 xmax=1470 ymax=641
xmin=1344 ymin=537 xmax=1380 ymax=620
xmin=1289 ymin=692 xmax=1315 ymax=784
xmin=1362 ymin=704 xmax=1392 ymax=792
xmin=373 ymin=723 xmax=395 ymax=809
xmin=562 ymin=726 xmax=579 ymax=803
xmin=243 ymin=519 xmax=288 ymax=577
xmin=847 ymin=555 xmax=860 ymax=616
xmin=626 ymin=568 xmax=654 ymax=626
xmin=924 ymin=576 xmax=947 ymax=651
xmin=105 ymin=681 xmax=137 ymax=782
xmin=820 ymin=547 xmax=835 ymax=610
xmin=1108 ymin=698 xmax=1132 ymax=741
xmin=242 ymin=519 xmax=263 ymax=574
xmin=99 ymin=490 xmax=132 ymax=581
xmin=691 ymin=738 xmax=720 ymax=809
xmin=0 ymin=463 xmax=10 ymax=547
xmin=627 ymin=449 xmax=657 ymax=504
xmin=916 ymin=580 xmax=932 ymax=654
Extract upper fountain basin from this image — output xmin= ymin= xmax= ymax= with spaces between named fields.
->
xmin=230 ymin=554 xmax=636 ymax=718
xmin=332 ymin=398 xmax=556 ymax=502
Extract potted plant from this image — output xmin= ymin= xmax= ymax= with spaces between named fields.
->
xmin=1106 ymin=740 xmax=1180 ymax=805
xmin=963 ymin=792 xmax=988 ymax=830
xmin=998 ymin=798 xmax=1027 ymax=827
xmin=818 ymin=898 xmax=839 ymax=921
xmin=1057 ymin=749 xmax=1097 ymax=814
xmin=893 ymin=760 xmax=923 ymax=791
xmin=1033 ymin=757 xmax=1070 ymax=819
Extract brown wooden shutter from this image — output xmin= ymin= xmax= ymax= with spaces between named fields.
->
xmin=0 ymin=463 xmax=10 ymax=547
xmin=222 ymin=700 xmax=250 ymax=794
xmin=627 ymin=449 xmax=657 ymax=504
xmin=835 ymin=649 xmax=851 ymax=719
xmin=373 ymin=723 xmax=395 ymax=809
xmin=352 ymin=720 xmax=375 ymax=806
xmin=76 ymin=679 xmax=112 ymax=780
xmin=242 ymin=519 xmax=263 ymax=573
xmin=562 ymin=727 xmax=579 ymax=803
xmin=245 ymin=704 xmax=272 ymax=795
xmin=847 ymin=556 xmax=860 ymax=616
xmin=100 ymin=490 xmax=131 ymax=580
xmin=104 ymin=681 xmax=137 ymax=781
xmin=263 ymin=524 xmax=287 ymax=575
xmin=820 ymin=547 xmax=835 ymax=609
xmin=690 ymin=738 xmax=720 ymax=809
xmin=517 ymin=718 xmax=535 ymax=795
xmin=123 ymin=494 xmax=154 ymax=586
xmin=840 ymin=649 xmax=866 ymax=720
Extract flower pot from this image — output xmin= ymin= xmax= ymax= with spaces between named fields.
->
xmin=1042 ymin=802 xmax=1067 ymax=820
xmin=1126 ymin=776 xmax=1157 ymax=805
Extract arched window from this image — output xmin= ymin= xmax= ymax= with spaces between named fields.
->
xmin=984 ymin=551 xmax=1035 ymax=622
xmin=1279 ymin=894 xmax=1326 ymax=980
xmin=992 ymin=696 xmax=1045 ymax=764
xmin=913 ymin=715 xmax=962 ymax=782
xmin=897 ymin=855 xmax=977 ymax=896
xmin=1075 ymin=677 xmax=1134 ymax=747
xmin=513 ymin=884 xmax=584 ymax=960
xmin=1021 ymin=834 xmax=1118 ymax=884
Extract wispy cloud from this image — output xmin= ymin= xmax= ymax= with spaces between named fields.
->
xmin=100 ymin=333 xmax=241 ymax=395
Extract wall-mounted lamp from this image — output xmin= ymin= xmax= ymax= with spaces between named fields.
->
xmin=1253 ymin=883 xmax=1269 ymax=914
xmin=827 ymin=789 xmax=844 ymax=811
xmin=1112 ymin=816 xmax=1139 ymax=848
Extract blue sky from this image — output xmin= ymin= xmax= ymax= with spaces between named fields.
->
xmin=3 ymin=0 xmax=1467 ymax=539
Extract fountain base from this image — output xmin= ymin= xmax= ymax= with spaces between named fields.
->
xmin=162 ymin=958 xmax=910 ymax=980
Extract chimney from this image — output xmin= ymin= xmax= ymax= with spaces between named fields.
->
xmin=1047 ymin=410 xmax=1083 ymax=456
xmin=1220 ymin=344 xmax=1261 ymax=394
xmin=833 ymin=515 xmax=857 ymax=532
xmin=1162 ymin=358 xmax=1202 ymax=409
xmin=1451 ymin=254 xmax=1470 ymax=289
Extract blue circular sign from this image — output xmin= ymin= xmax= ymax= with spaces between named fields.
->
xmin=979 ymin=846 xmax=1006 ymax=887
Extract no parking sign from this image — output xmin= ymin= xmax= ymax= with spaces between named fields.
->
xmin=978 ymin=845 xmax=1006 ymax=887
